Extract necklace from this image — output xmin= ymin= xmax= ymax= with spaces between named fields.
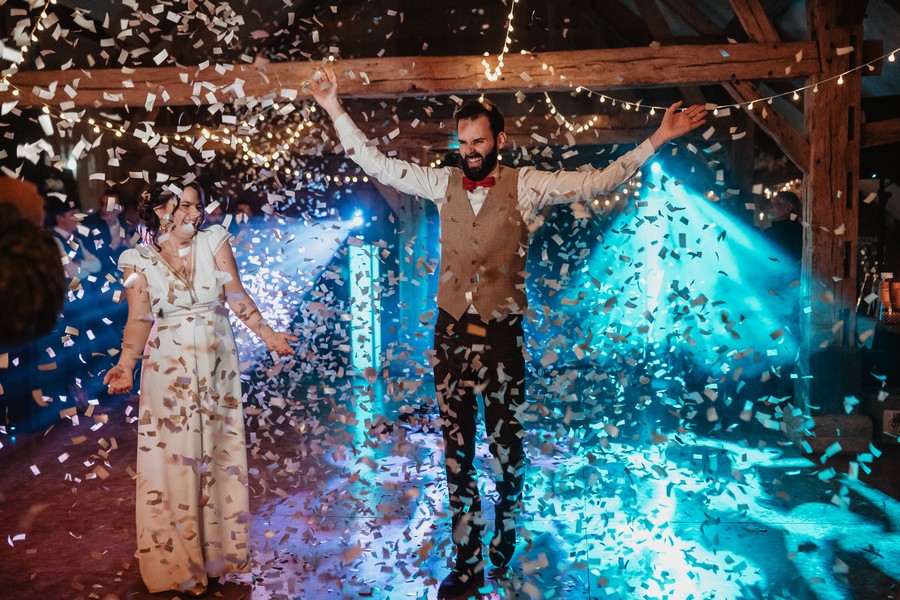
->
xmin=153 ymin=240 xmax=198 ymax=304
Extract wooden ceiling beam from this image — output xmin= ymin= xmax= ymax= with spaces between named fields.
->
xmin=0 ymin=42 xmax=822 ymax=108
xmin=633 ymin=0 xmax=674 ymax=44
xmin=591 ymin=0 xmax=656 ymax=47
xmin=861 ymin=116 xmax=900 ymax=148
xmin=632 ymin=0 xmax=708 ymax=106
xmin=729 ymin=0 xmax=781 ymax=43
xmin=658 ymin=0 xmax=724 ymax=37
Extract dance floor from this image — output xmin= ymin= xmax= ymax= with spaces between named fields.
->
xmin=2 ymin=217 xmax=899 ymax=599
xmin=1 ymin=373 xmax=899 ymax=599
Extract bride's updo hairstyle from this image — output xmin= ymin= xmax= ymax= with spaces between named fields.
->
xmin=137 ymin=182 xmax=207 ymax=244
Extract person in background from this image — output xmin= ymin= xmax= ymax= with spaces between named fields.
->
xmin=0 ymin=178 xmax=65 ymax=345
xmin=764 ymin=191 xmax=803 ymax=262
xmin=82 ymin=188 xmax=134 ymax=394
xmin=103 ymin=180 xmax=297 ymax=596
xmin=89 ymin=188 xmax=132 ymax=255
xmin=0 ymin=178 xmax=67 ymax=430
xmin=763 ymin=190 xmax=803 ymax=401
xmin=46 ymin=195 xmax=102 ymax=280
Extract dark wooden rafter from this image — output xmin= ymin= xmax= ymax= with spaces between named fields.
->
xmin=589 ymin=0 xmax=656 ymax=47
xmin=721 ymin=80 xmax=810 ymax=173
xmin=729 ymin=0 xmax=781 ymax=43
xmin=837 ymin=0 xmax=870 ymax=26
xmin=721 ymin=0 xmax=809 ymax=176
xmin=633 ymin=0 xmax=674 ymax=44
xmin=632 ymin=0 xmax=708 ymax=106
xmin=658 ymin=0 xmax=723 ymax=37
xmin=861 ymin=116 xmax=900 ymax=148
xmin=552 ymin=1 xmax=642 ymax=106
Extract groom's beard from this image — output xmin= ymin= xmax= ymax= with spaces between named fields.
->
xmin=460 ymin=144 xmax=499 ymax=181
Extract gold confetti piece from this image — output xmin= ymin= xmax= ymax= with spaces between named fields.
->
xmin=32 ymin=390 xmax=48 ymax=407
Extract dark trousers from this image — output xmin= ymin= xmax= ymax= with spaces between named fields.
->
xmin=433 ymin=308 xmax=526 ymax=568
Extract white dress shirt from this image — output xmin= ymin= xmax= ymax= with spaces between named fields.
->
xmin=333 ymin=112 xmax=656 ymax=224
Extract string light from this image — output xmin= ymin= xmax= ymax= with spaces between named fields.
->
xmin=517 ymin=44 xmax=899 ymax=119
xmin=482 ymin=0 xmax=519 ymax=81
xmin=2 ymin=11 xmax=897 ymax=184
xmin=0 ymin=0 xmax=56 ymax=84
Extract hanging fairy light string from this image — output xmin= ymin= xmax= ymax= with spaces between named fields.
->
xmin=4 ymin=74 xmax=370 ymax=192
xmin=482 ymin=0 xmax=520 ymax=81
xmin=0 ymin=0 xmax=58 ymax=84
xmin=0 ymin=66 xmax=317 ymax=170
xmin=22 ymin=95 xmax=364 ymax=192
xmin=532 ymin=46 xmax=899 ymax=133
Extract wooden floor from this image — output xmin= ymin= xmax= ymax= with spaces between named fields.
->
xmin=1 ymin=378 xmax=899 ymax=600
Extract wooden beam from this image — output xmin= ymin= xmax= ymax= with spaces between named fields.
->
xmin=552 ymin=2 xmax=642 ymax=105
xmin=633 ymin=0 xmax=674 ymax=44
xmin=593 ymin=0 xmax=655 ymax=47
xmin=658 ymin=0 xmax=724 ymax=37
xmin=721 ymin=79 xmax=810 ymax=173
xmin=0 ymin=42 xmax=822 ymax=108
xmin=633 ymin=0 xmax=708 ymax=106
xmin=838 ymin=0 xmax=870 ymax=26
xmin=802 ymin=0 xmax=864 ymax=362
xmin=861 ymin=117 xmax=900 ymax=148
xmin=729 ymin=0 xmax=781 ymax=43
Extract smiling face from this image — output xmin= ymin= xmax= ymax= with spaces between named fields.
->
xmin=457 ymin=115 xmax=506 ymax=181
xmin=156 ymin=186 xmax=203 ymax=239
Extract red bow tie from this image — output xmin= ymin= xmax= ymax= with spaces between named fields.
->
xmin=462 ymin=176 xmax=496 ymax=192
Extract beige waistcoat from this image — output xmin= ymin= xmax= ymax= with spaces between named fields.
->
xmin=437 ymin=166 xmax=529 ymax=320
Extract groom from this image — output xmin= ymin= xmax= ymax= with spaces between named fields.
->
xmin=309 ymin=68 xmax=707 ymax=598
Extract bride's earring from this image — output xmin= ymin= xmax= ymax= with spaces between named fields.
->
xmin=160 ymin=218 xmax=173 ymax=234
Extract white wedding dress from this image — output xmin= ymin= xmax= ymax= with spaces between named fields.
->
xmin=118 ymin=224 xmax=249 ymax=592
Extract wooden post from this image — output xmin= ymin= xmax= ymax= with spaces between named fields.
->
xmin=799 ymin=0 xmax=864 ymax=415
